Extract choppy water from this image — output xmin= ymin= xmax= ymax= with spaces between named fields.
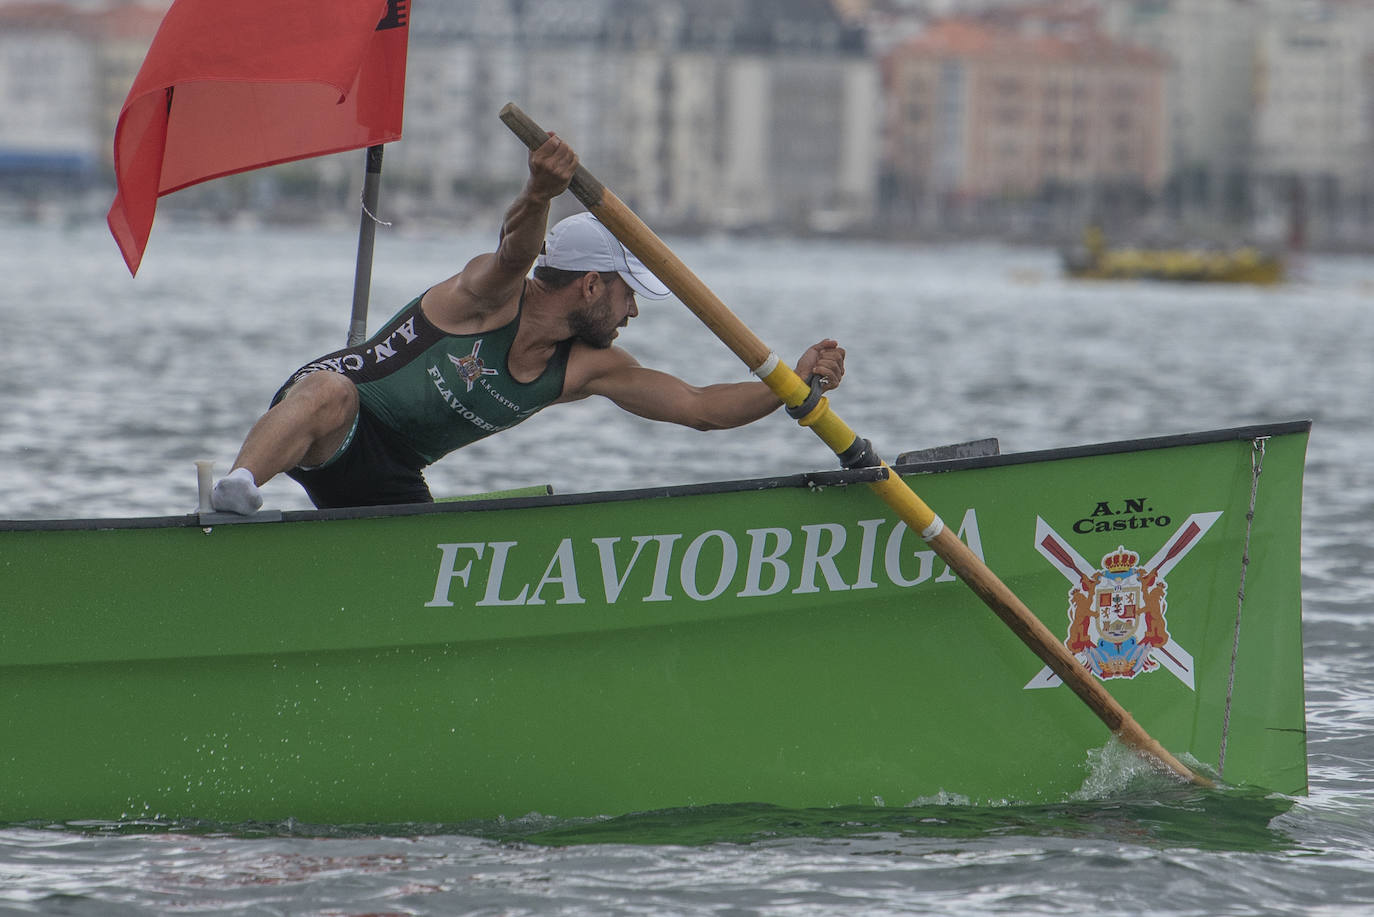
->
xmin=2 ymin=216 xmax=1373 ymax=915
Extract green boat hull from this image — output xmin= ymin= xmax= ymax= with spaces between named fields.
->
xmin=1 ymin=423 xmax=1309 ymax=824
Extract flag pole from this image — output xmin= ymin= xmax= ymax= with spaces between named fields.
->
xmin=348 ymin=144 xmax=386 ymax=346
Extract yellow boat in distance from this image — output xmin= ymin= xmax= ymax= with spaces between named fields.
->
xmin=1062 ymin=227 xmax=1285 ymax=286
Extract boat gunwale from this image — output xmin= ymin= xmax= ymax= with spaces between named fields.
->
xmin=0 ymin=419 xmax=1312 ymax=533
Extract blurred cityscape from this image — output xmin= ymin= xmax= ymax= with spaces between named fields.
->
xmin=3 ymin=0 xmax=1374 ymax=250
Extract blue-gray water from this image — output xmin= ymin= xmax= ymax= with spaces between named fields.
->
xmin=2 ymin=217 xmax=1372 ymax=914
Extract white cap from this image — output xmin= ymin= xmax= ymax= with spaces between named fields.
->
xmin=536 ymin=212 xmax=671 ymax=300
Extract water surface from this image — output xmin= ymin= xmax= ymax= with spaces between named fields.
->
xmin=1 ymin=219 xmax=1372 ymax=915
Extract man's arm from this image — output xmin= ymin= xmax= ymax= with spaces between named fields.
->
xmin=562 ymin=340 xmax=846 ymax=431
xmin=425 ymin=134 xmax=579 ymax=321
xmin=489 ymin=132 xmax=578 ymax=279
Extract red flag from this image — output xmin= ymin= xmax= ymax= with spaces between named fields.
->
xmin=108 ymin=0 xmax=409 ymax=275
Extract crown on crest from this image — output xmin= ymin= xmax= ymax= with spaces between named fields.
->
xmin=1101 ymin=547 xmax=1139 ymax=574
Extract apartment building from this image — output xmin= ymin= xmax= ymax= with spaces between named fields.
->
xmin=1249 ymin=1 xmax=1374 ymax=243
xmin=392 ymin=0 xmax=879 ymax=233
xmin=664 ymin=1 xmax=879 ymax=231
xmin=883 ymin=17 xmax=1167 ymax=224
xmin=1102 ymin=0 xmax=1262 ymax=218
xmin=1253 ymin=5 xmax=1374 ymax=181
xmin=0 ymin=2 xmax=163 ymax=195
xmin=0 ymin=3 xmax=100 ymax=190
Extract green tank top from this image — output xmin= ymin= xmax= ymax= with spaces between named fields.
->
xmin=281 ymin=288 xmax=573 ymax=466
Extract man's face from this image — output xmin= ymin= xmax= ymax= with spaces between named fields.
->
xmin=570 ymin=273 xmax=638 ymax=349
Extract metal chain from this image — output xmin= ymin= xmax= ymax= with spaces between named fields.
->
xmin=1219 ymin=435 xmax=1268 ymax=777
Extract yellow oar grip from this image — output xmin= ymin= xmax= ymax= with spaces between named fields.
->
xmin=756 ymin=358 xmax=856 ymax=455
xmin=869 ymin=465 xmax=940 ymax=535
xmin=756 ymin=358 xmax=809 ymax=405
xmin=755 ymin=356 xmax=938 ymax=534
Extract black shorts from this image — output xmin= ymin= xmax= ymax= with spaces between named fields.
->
xmin=286 ymin=408 xmax=433 ymax=510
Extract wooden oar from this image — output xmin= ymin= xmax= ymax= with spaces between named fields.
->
xmin=499 ymin=102 xmax=1211 ymax=788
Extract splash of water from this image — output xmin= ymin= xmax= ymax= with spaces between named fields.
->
xmin=1071 ymin=737 xmax=1220 ymax=801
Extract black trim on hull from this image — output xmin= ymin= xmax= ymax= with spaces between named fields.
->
xmin=0 ymin=420 xmax=1313 ymax=533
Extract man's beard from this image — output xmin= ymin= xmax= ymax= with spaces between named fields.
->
xmin=569 ymin=298 xmax=620 ymax=349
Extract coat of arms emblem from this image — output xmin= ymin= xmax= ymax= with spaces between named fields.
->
xmin=1026 ymin=512 xmax=1222 ymax=691
xmin=448 ymin=339 xmax=500 ymax=392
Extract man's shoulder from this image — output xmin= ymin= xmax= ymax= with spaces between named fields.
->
xmin=566 ymin=342 xmax=640 ymax=370
xmin=556 ymin=344 xmax=643 ymax=400
xmin=423 ymin=268 xmax=522 ymax=334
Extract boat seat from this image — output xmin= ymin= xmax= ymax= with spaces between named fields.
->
xmin=895 ymin=438 xmax=1000 ymax=465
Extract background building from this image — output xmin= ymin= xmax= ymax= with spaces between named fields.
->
xmin=1249 ymin=0 xmax=1374 ymax=248
xmin=1 ymin=0 xmax=1373 ymax=249
xmin=1103 ymin=0 xmax=1263 ymax=231
xmin=0 ymin=3 xmax=101 ymax=195
xmin=390 ymin=0 xmax=878 ymax=235
xmin=882 ymin=16 xmax=1167 ymax=235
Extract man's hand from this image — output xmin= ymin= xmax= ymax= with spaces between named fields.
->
xmin=527 ymin=133 xmax=579 ymax=202
xmin=795 ymin=339 xmax=846 ymax=392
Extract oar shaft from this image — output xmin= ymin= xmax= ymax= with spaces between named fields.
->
xmin=499 ymin=103 xmax=1209 ymax=787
